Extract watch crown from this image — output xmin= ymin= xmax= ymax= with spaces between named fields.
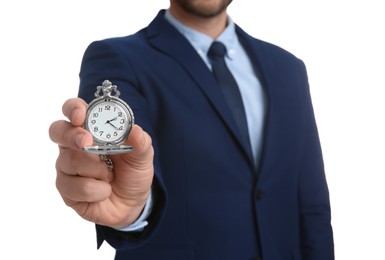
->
xmin=95 ymin=80 xmax=121 ymax=98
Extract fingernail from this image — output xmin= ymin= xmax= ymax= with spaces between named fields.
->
xmin=75 ymin=134 xmax=84 ymax=148
xmin=71 ymin=108 xmax=79 ymax=121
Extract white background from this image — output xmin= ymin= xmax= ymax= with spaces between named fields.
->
xmin=1 ymin=0 xmax=384 ymax=259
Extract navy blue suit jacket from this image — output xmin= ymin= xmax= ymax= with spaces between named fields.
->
xmin=78 ymin=10 xmax=334 ymax=260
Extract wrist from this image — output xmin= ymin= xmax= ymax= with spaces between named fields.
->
xmin=113 ymin=191 xmax=153 ymax=231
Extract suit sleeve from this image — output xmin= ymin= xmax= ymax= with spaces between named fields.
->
xmin=297 ymin=61 xmax=334 ymax=259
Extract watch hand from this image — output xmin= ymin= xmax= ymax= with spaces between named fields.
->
xmin=107 ymin=122 xmax=118 ymax=130
xmin=105 ymin=117 xmax=118 ymax=124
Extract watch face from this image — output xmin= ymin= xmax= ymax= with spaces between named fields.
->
xmin=85 ymin=98 xmax=133 ymax=145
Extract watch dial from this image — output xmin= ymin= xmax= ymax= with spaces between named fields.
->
xmin=86 ymin=100 xmax=132 ymax=144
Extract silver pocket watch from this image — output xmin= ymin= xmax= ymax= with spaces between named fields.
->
xmin=83 ymin=80 xmax=134 ymax=154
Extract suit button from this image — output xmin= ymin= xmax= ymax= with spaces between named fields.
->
xmin=255 ymin=189 xmax=263 ymax=201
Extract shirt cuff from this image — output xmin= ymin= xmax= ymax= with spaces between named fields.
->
xmin=113 ymin=191 xmax=153 ymax=232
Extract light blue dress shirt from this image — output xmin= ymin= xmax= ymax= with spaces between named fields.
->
xmin=117 ymin=9 xmax=266 ymax=232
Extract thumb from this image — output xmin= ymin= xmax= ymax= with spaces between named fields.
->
xmin=123 ymin=124 xmax=154 ymax=164
xmin=111 ymin=124 xmax=154 ymax=201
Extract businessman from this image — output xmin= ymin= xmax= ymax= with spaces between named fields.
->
xmin=49 ymin=0 xmax=334 ymax=259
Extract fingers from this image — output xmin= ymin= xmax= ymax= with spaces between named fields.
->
xmin=55 ymin=149 xmax=115 ymax=203
xmin=56 ymin=148 xmax=114 ymax=182
xmin=56 ymin=172 xmax=112 ymax=203
xmin=49 ymin=120 xmax=93 ymax=150
xmin=62 ymin=98 xmax=88 ymax=126
xmin=49 ymin=97 xmax=92 ymax=150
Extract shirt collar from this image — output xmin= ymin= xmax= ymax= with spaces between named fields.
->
xmin=164 ymin=9 xmax=237 ymax=60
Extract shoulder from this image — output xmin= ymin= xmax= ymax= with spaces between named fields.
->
xmin=84 ymin=28 xmax=148 ymax=54
xmin=235 ymin=24 xmax=303 ymax=65
xmin=84 ymin=9 xmax=168 ymax=55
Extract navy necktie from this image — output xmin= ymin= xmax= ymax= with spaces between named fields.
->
xmin=207 ymin=41 xmax=250 ymax=147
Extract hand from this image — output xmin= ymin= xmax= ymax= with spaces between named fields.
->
xmin=49 ymin=98 xmax=154 ymax=228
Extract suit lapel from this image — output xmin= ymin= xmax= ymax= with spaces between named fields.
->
xmin=146 ymin=11 xmax=255 ymax=164
xmin=236 ymin=32 xmax=304 ymax=186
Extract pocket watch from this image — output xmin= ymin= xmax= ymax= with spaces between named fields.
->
xmin=83 ymin=80 xmax=134 ymax=154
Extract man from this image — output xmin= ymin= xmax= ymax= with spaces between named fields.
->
xmin=49 ymin=0 xmax=334 ymax=259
